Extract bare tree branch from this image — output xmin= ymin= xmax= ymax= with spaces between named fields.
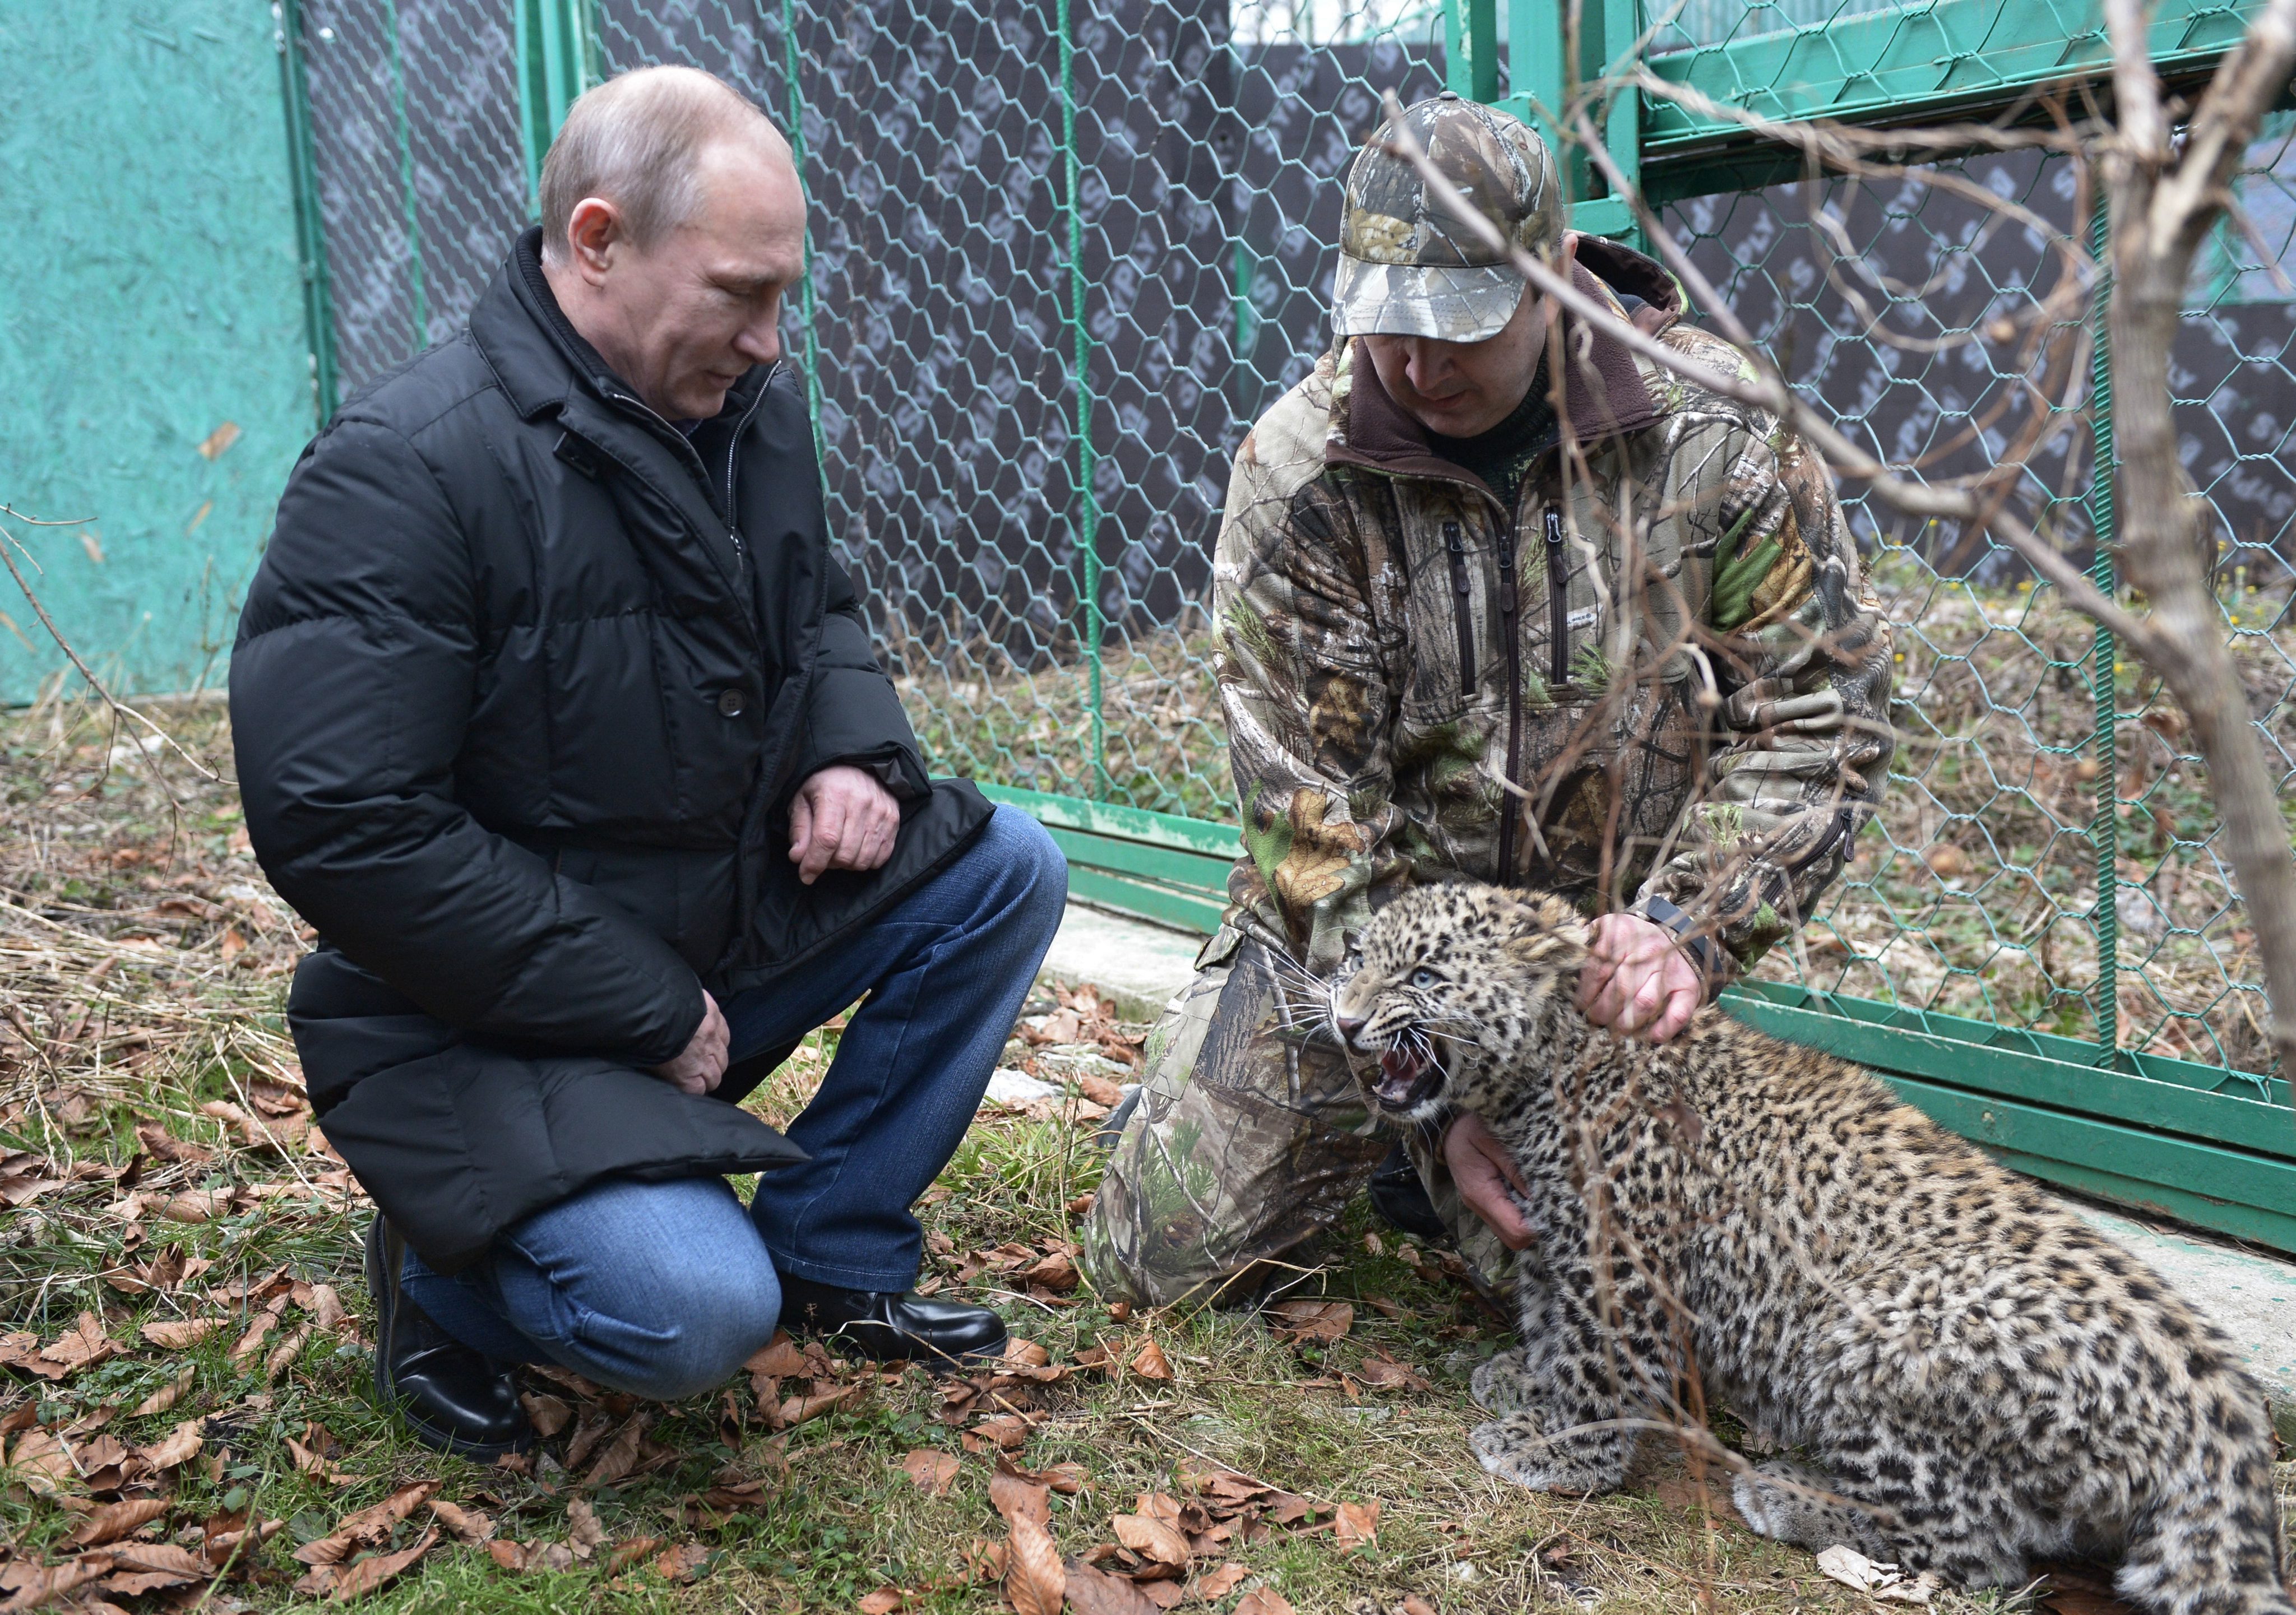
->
xmin=1372 ymin=94 xmax=2168 ymax=660
xmin=0 ymin=507 xmax=221 ymax=793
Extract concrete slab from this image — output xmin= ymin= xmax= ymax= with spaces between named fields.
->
xmin=1033 ymin=901 xmax=2296 ymax=1426
xmin=1038 ymin=900 xmax=1204 ymax=1019
xmin=2066 ymin=1202 xmax=2296 ymax=1420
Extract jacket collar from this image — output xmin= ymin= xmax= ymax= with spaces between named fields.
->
xmin=470 ymin=227 xmax=772 ymax=435
xmin=1326 ymin=234 xmax=1678 ymax=485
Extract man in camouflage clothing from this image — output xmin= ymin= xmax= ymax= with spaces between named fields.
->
xmin=1080 ymin=93 xmax=1894 ymax=1307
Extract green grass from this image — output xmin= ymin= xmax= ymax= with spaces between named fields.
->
xmin=0 ymin=678 xmax=2288 ymax=1612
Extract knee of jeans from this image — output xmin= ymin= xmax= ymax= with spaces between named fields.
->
xmin=606 ymin=1269 xmax=782 ymax=1402
xmin=990 ymin=809 xmax=1070 ymax=919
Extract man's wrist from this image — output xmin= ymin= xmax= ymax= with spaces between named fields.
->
xmin=1638 ymin=895 xmax=1727 ymax=995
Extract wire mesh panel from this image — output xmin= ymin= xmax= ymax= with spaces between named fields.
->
xmin=594 ymin=1 xmax=1447 ymax=819
xmin=1661 ymin=135 xmax=2296 ymax=1086
xmin=281 ymin=1 xmax=2296 ymax=1125
xmin=299 ymin=0 xmax=529 ymax=395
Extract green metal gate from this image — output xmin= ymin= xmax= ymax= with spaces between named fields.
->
xmin=275 ymin=0 xmax=2296 ymax=1251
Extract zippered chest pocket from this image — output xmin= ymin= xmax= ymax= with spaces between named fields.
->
xmin=1400 ymin=517 xmax=1498 ymax=716
xmin=1444 ymin=522 xmax=1476 ymax=698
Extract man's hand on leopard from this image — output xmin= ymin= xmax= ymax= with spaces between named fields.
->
xmin=1575 ymin=913 xmax=1704 ymax=1045
xmin=1443 ymin=1112 xmax=1536 ymax=1250
xmin=789 ymin=764 xmax=901 ymax=885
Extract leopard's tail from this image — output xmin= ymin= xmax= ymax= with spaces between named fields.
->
xmin=2113 ymin=1381 xmax=2292 ymax=1615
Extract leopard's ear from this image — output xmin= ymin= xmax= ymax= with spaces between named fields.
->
xmin=1497 ymin=894 xmax=1591 ymax=973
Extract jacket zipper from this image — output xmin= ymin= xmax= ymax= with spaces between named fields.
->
xmin=1443 ymin=521 xmax=1476 ymax=699
xmin=1544 ymin=504 xmax=1569 ymax=690
xmin=1495 ymin=522 xmax=1524 ymax=883
xmin=718 ymin=361 xmax=781 ymax=564
xmin=604 ymin=363 xmax=780 ymax=565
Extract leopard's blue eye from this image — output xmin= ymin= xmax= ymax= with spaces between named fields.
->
xmin=1410 ymin=968 xmax=1438 ymax=988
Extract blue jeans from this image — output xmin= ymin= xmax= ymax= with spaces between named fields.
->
xmin=399 ymin=806 xmax=1066 ymax=1400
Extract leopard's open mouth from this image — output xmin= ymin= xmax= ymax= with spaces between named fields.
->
xmin=1373 ymin=1042 xmax=1445 ymax=1113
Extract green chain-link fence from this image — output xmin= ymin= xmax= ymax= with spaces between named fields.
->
xmin=277 ymin=0 xmax=2296 ymax=1249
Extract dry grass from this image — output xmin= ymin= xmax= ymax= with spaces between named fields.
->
xmin=0 ymin=692 xmax=2064 ymax=1614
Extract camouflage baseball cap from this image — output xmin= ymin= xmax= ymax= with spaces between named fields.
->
xmin=1333 ymin=91 xmax=1562 ymax=343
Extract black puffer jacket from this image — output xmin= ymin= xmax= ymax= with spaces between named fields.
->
xmin=230 ymin=230 xmax=992 ymax=1270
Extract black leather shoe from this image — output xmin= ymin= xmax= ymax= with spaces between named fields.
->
xmin=777 ymin=1274 xmax=1007 ymax=1371
xmin=364 ymin=1218 xmax=533 ymax=1460
xmin=1367 ymin=1140 xmax=1449 ymax=1242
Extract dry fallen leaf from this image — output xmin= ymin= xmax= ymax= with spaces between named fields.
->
xmin=39 ymin=1312 xmax=119 ymax=1373
xmin=1399 ymin=1598 xmax=1439 ymax=1615
xmin=1816 ymin=1544 xmax=1941 ymax=1605
xmin=1067 ymin=1558 xmax=1161 ymax=1615
xmin=293 ymin=1481 xmax=439 ymax=1566
xmin=103 ymin=1540 xmax=211 ymax=1590
xmin=899 ymin=1449 xmax=961 ymax=1497
xmin=136 ymin=1418 xmax=203 ymax=1473
xmin=519 ymin=1391 xmax=571 ymax=1438
xmin=1076 ymin=1074 xmax=1127 ymax=1107
xmin=66 ymin=1496 xmax=170 ymax=1547
xmin=990 ymin=1467 xmax=1051 ymax=1529
xmin=583 ymin=1414 xmax=645 ymax=1488
xmin=1354 ymin=1350 xmax=1431 ymax=1393
xmin=779 ymin=1384 xmax=859 ymax=1427
xmin=1267 ymin=1298 xmax=1353 ymax=1345
xmin=605 ymin=1535 xmax=664 ymax=1575
xmin=1234 ymin=1589 xmax=1298 ymax=1615
xmin=567 ymin=1495 xmax=608 ymax=1560
xmin=1112 ymin=1511 xmax=1191 ymax=1566
xmin=1128 ymin=1340 xmax=1174 ymax=1381
xmin=1334 ymin=1499 xmax=1380 ymax=1548
xmin=265 ymin=1324 xmax=311 ymax=1382
xmin=858 ymin=1590 xmax=906 ymax=1614
xmin=6 ymin=1427 xmax=77 ymax=1495
xmin=1188 ymin=1562 xmax=1252 ymax=1600
xmin=656 ymin=1541 xmax=710 ymax=1582
xmin=744 ymin=1334 xmax=808 ymax=1378
xmin=429 ymin=1498 xmax=494 ymax=1543
xmin=139 ymin=1318 xmax=223 ymax=1351
xmin=131 ymin=1367 xmax=195 ymax=1422
xmin=1006 ymin=1514 xmax=1066 ymax=1615
xmin=317 ymin=1524 xmax=439 ymax=1600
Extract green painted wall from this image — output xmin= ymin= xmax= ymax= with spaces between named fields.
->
xmin=0 ymin=2 xmax=314 ymax=702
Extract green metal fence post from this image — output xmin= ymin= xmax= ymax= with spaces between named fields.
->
xmin=780 ymin=0 xmax=828 ymax=500
xmin=381 ymin=0 xmax=428 ymax=355
xmin=2088 ymin=193 xmax=2120 ymax=1068
xmin=1464 ymin=0 xmax=1500 ymax=102
xmin=1511 ymin=0 xmax=1571 ymax=197
xmin=274 ymin=0 xmax=338 ymax=424
xmin=1059 ymin=0 xmax=1106 ymax=799
xmin=1592 ymin=0 xmax=1645 ymax=250
xmin=516 ymin=0 xmax=598 ymax=214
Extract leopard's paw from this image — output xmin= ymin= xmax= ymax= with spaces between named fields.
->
xmin=1469 ymin=1347 xmax=1534 ymax=1413
xmin=1469 ymin=1418 xmax=1618 ymax=1495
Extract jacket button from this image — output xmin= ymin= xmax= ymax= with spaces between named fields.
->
xmin=716 ymin=688 xmax=747 ymax=718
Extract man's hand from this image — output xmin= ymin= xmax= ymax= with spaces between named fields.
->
xmin=651 ymin=989 xmax=728 ymax=1096
xmin=789 ymin=764 xmax=901 ymax=885
xmin=1575 ymin=912 xmax=1705 ymax=1045
xmin=1444 ymin=1112 xmax=1535 ymax=1250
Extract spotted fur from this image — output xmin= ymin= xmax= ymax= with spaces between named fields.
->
xmin=1334 ymin=883 xmax=2292 ymax=1614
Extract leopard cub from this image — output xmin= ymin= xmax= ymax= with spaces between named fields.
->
xmin=1333 ymin=883 xmax=2292 ymax=1615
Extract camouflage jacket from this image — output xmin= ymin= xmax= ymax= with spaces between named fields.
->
xmin=1213 ymin=236 xmax=1894 ymax=978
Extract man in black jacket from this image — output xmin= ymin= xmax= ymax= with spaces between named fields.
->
xmin=230 ymin=66 xmax=1067 ymax=1458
